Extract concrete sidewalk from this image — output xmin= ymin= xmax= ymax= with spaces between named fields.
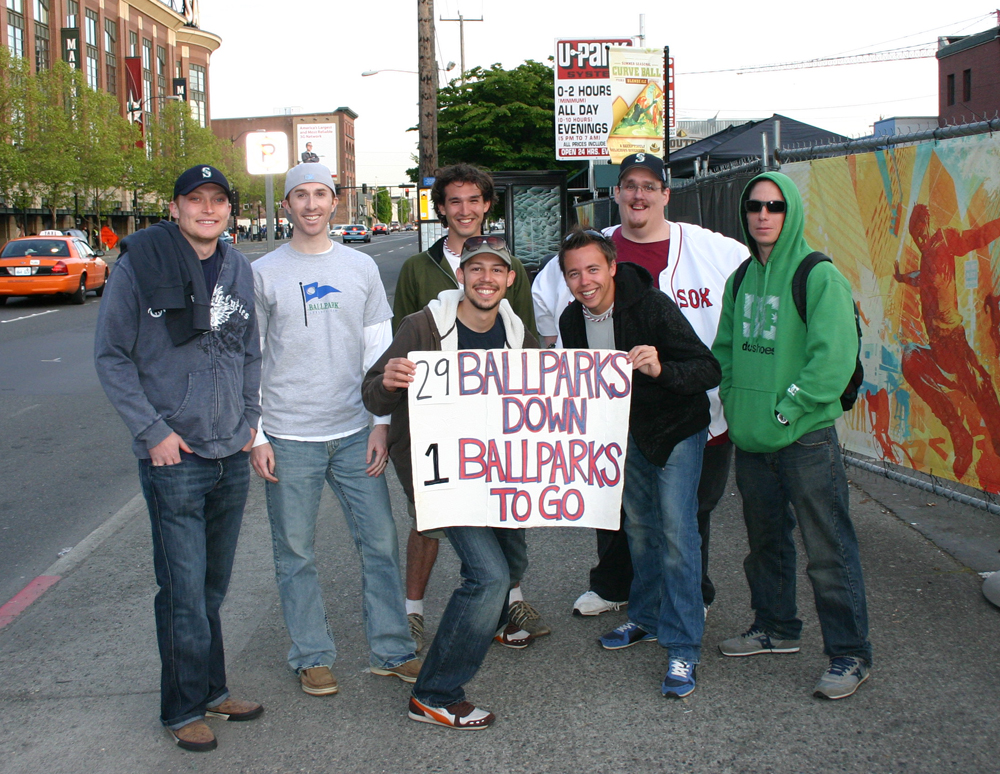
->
xmin=1 ymin=463 xmax=998 ymax=773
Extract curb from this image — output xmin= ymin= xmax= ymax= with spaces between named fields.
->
xmin=0 ymin=492 xmax=146 ymax=631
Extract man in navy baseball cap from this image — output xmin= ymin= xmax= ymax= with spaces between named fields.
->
xmin=617 ymin=152 xmax=668 ymax=185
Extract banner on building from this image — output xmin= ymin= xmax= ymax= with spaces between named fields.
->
xmin=553 ymin=37 xmax=633 ymax=160
xmin=61 ymin=28 xmax=79 ymax=69
xmin=409 ymin=349 xmax=632 ymax=531
xmin=125 ymin=57 xmax=143 ymax=142
xmin=295 ymin=123 xmax=338 ymax=179
xmin=783 ymin=131 xmax=1000 ymax=493
xmin=607 ymin=47 xmax=665 ymax=163
xmin=172 ymin=77 xmax=187 ymax=101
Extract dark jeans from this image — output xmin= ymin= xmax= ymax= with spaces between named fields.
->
xmin=735 ymin=426 xmax=872 ymax=664
xmin=412 ymin=526 xmax=518 ymax=708
xmin=589 ymin=441 xmax=733 ymax=606
xmin=138 ymin=452 xmax=250 ymax=729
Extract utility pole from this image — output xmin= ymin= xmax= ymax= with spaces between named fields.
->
xmin=417 ymin=0 xmax=438 ymax=180
xmin=439 ymin=11 xmax=483 ymax=85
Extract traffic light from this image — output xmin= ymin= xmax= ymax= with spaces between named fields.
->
xmin=231 ymin=189 xmax=240 ymax=212
xmin=362 ymin=183 xmax=368 ymax=195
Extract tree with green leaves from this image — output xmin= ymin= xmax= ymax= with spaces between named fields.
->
xmin=374 ymin=187 xmax=392 ymax=224
xmin=0 ymin=49 xmax=31 ymax=228
xmin=397 ymin=194 xmax=411 ymax=223
xmin=406 ymin=59 xmax=586 ymax=178
xmin=23 ymin=61 xmax=84 ymax=228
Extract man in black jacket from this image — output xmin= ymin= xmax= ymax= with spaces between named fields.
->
xmin=558 ymin=229 xmax=720 ymax=698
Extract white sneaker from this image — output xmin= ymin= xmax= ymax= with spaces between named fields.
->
xmin=572 ymin=590 xmax=627 ymax=617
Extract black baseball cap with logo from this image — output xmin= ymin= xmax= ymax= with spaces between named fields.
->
xmin=173 ymin=165 xmax=232 ymax=200
xmin=617 ymin=152 xmax=668 ymax=186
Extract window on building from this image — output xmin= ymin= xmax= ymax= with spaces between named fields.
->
xmin=189 ymin=63 xmax=206 ymax=128
xmin=156 ymin=45 xmax=166 ymax=98
xmin=65 ymin=0 xmax=76 ymax=27
xmin=7 ymin=0 xmax=25 ymax=59
xmin=128 ymin=29 xmax=137 ymax=57
xmin=104 ymin=18 xmax=116 ymax=95
xmin=142 ymin=38 xmax=152 ymax=117
xmin=947 ymin=73 xmax=956 ymax=106
xmin=963 ymin=69 xmax=972 ymax=102
xmin=33 ymin=0 xmax=48 ymax=70
xmin=84 ymin=8 xmax=99 ymax=89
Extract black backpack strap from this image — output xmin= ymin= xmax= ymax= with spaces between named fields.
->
xmin=730 ymin=257 xmax=753 ymax=302
xmin=791 ymin=251 xmax=831 ymax=323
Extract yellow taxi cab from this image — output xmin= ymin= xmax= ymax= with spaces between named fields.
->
xmin=0 ymin=230 xmax=109 ymax=305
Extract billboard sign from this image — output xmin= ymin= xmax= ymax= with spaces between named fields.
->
xmin=607 ymin=46 xmax=666 ymax=163
xmin=554 ymin=37 xmax=633 ymax=160
xmin=295 ymin=123 xmax=338 ymax=178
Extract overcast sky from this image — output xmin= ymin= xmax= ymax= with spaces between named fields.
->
xmin=199 ymin=1 xmax=997 ymax=185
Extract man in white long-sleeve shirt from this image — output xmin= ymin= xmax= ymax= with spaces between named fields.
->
xmin=250 ymin=163 xmax=419 ymax=698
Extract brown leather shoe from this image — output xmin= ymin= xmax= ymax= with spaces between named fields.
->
xmin=169 ymin=720 xmax=217 ymax=752
xmin=205 ymin=697 xmax=264 ymax=721
xmin=300 ymin=666 xmax=339 ymax=696
xmin=371 ymin=658 xmax=423 ymax=683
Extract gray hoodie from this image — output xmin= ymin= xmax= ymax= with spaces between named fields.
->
xmin=95 ymin=242 xmax=262 ymax=459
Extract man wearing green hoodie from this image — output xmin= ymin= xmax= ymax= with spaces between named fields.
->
xmin=712 ymin=172 xmax=872 ymax=700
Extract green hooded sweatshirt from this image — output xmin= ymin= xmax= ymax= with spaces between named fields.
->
xmin=711 ymin=171 xmax=857 ymax=453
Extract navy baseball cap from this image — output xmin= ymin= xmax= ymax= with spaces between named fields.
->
xmin=173 ymin=165 xmax=232 ymax=200
xmin=618 ymin=153 xmax=668 ymax=186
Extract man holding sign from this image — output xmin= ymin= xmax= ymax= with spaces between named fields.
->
xmin=558 ymin=228 xmax=721 ymax=699
xmin=363 ymin=236 xmax=538 ymax=729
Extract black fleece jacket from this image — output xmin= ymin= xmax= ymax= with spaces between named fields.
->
xmin=559 ymin=262 xmax=720 ymax=466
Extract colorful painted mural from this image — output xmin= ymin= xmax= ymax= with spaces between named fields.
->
xmin=784 ymin=132 xmax=1000 ymax=493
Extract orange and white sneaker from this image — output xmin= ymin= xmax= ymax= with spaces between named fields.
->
xmin=408 ymin=697 xmax=495 ymax=729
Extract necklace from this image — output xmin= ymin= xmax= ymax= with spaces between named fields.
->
xmin=582 ymin=302 xmax=614 ymax=323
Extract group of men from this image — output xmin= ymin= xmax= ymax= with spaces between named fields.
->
xmin=94 ymin=151 xmax=871 ymax=749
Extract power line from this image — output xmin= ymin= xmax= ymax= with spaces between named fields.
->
xmin=681 ymin=43 xmax=936 ymax=76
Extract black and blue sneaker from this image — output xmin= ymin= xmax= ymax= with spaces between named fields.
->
xmin=598 ymin=621 xmax=656 ymax=650
xmin=661 ymin=658 xmax=697 ymax=698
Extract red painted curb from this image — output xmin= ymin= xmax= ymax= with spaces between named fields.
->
xmin=0 ymin=575 xmax=61 ymax=631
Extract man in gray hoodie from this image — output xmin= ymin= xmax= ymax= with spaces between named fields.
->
xmin=95 ymin=165 xmax=264 ymax=753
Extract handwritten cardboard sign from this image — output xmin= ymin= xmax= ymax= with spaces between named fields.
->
xmin=408 ymin=349 xmax=632 ymax=531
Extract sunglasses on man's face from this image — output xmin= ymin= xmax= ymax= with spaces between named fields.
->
xmin=744 ymin=199 xmax=786 ymax=214
xmin=563 ymin=229 xmax=610 ymax=243
xmin=462 ymin=235 xmax=508 ymax=254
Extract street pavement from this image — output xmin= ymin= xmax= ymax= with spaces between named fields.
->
xmin=1 ymin=455 xmax=998 ymax=773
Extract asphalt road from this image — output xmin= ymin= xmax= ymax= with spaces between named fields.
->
xmin=0 ymin=231 xmax=418 ymax=607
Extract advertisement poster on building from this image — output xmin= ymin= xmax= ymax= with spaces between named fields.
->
xmin=607 ymin=47 xmax=666 ymax=163
xmin=553 ymin=38 xmax=633 ymax=160
xmin=408 ymin=348 xmax=632 ymax=531
xmin=295 ymin=123 xmax=338 ymax=178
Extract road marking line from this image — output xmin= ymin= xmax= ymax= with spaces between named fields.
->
xmin=0 ymin=309 xmax=60 ymax=324
xmin=41 ymin=358 xmax=62 ymax=362
xmin=9 ymin=404 xmax=40 ymax=419
xmin=0 ymin=576 xmax=60 ymax=630
xmin=0 ymin=492 xmax=146 ymax=631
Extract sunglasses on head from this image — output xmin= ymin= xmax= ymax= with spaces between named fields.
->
xmin=744 ymin=199 xmax=786 ymax=214
xmin=563 ymin=229 xmax=610 ymax=243
xmin=462 ymin=235 xmax=508 ymax=254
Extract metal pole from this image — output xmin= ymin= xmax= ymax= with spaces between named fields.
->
xmin=774 ymin=119 xmax=782 ymax=170
xmin=663 ymin=46 xmax=670 ymax=166
xmin=265 ymin=174 xmax=275 ymax=253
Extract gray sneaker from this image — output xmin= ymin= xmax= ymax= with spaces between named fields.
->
xmin=408 ymin=613 xmax=425 ymax=654
xmin=719 ymin=626 xmax=801 ymax=657
xmin=813 ymin=657 xmax=869 ymax=700
xmin=509 ymin=600 xmax=551 ymax=639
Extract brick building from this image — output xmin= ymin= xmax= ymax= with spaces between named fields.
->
xmin=212 ymin=109 xmax=359 ymax=222
xmin=1 ymin=0 xmax=220 ymax=237
xmin=937 ymin=25 xmax=1000 ymax=126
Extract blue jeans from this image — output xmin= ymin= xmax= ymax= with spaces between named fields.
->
xmin=265 ymin=430 xmax=415 ymax=672
xmin=735 ymin=425 xmax=872 ymax=664
xmin=412 ymin=526 xmax=516 ymax=708
xmin=623 ymin=430 xmax=707 ymax=664
xmin=139 ymin=452 xmax=250 ymax=729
